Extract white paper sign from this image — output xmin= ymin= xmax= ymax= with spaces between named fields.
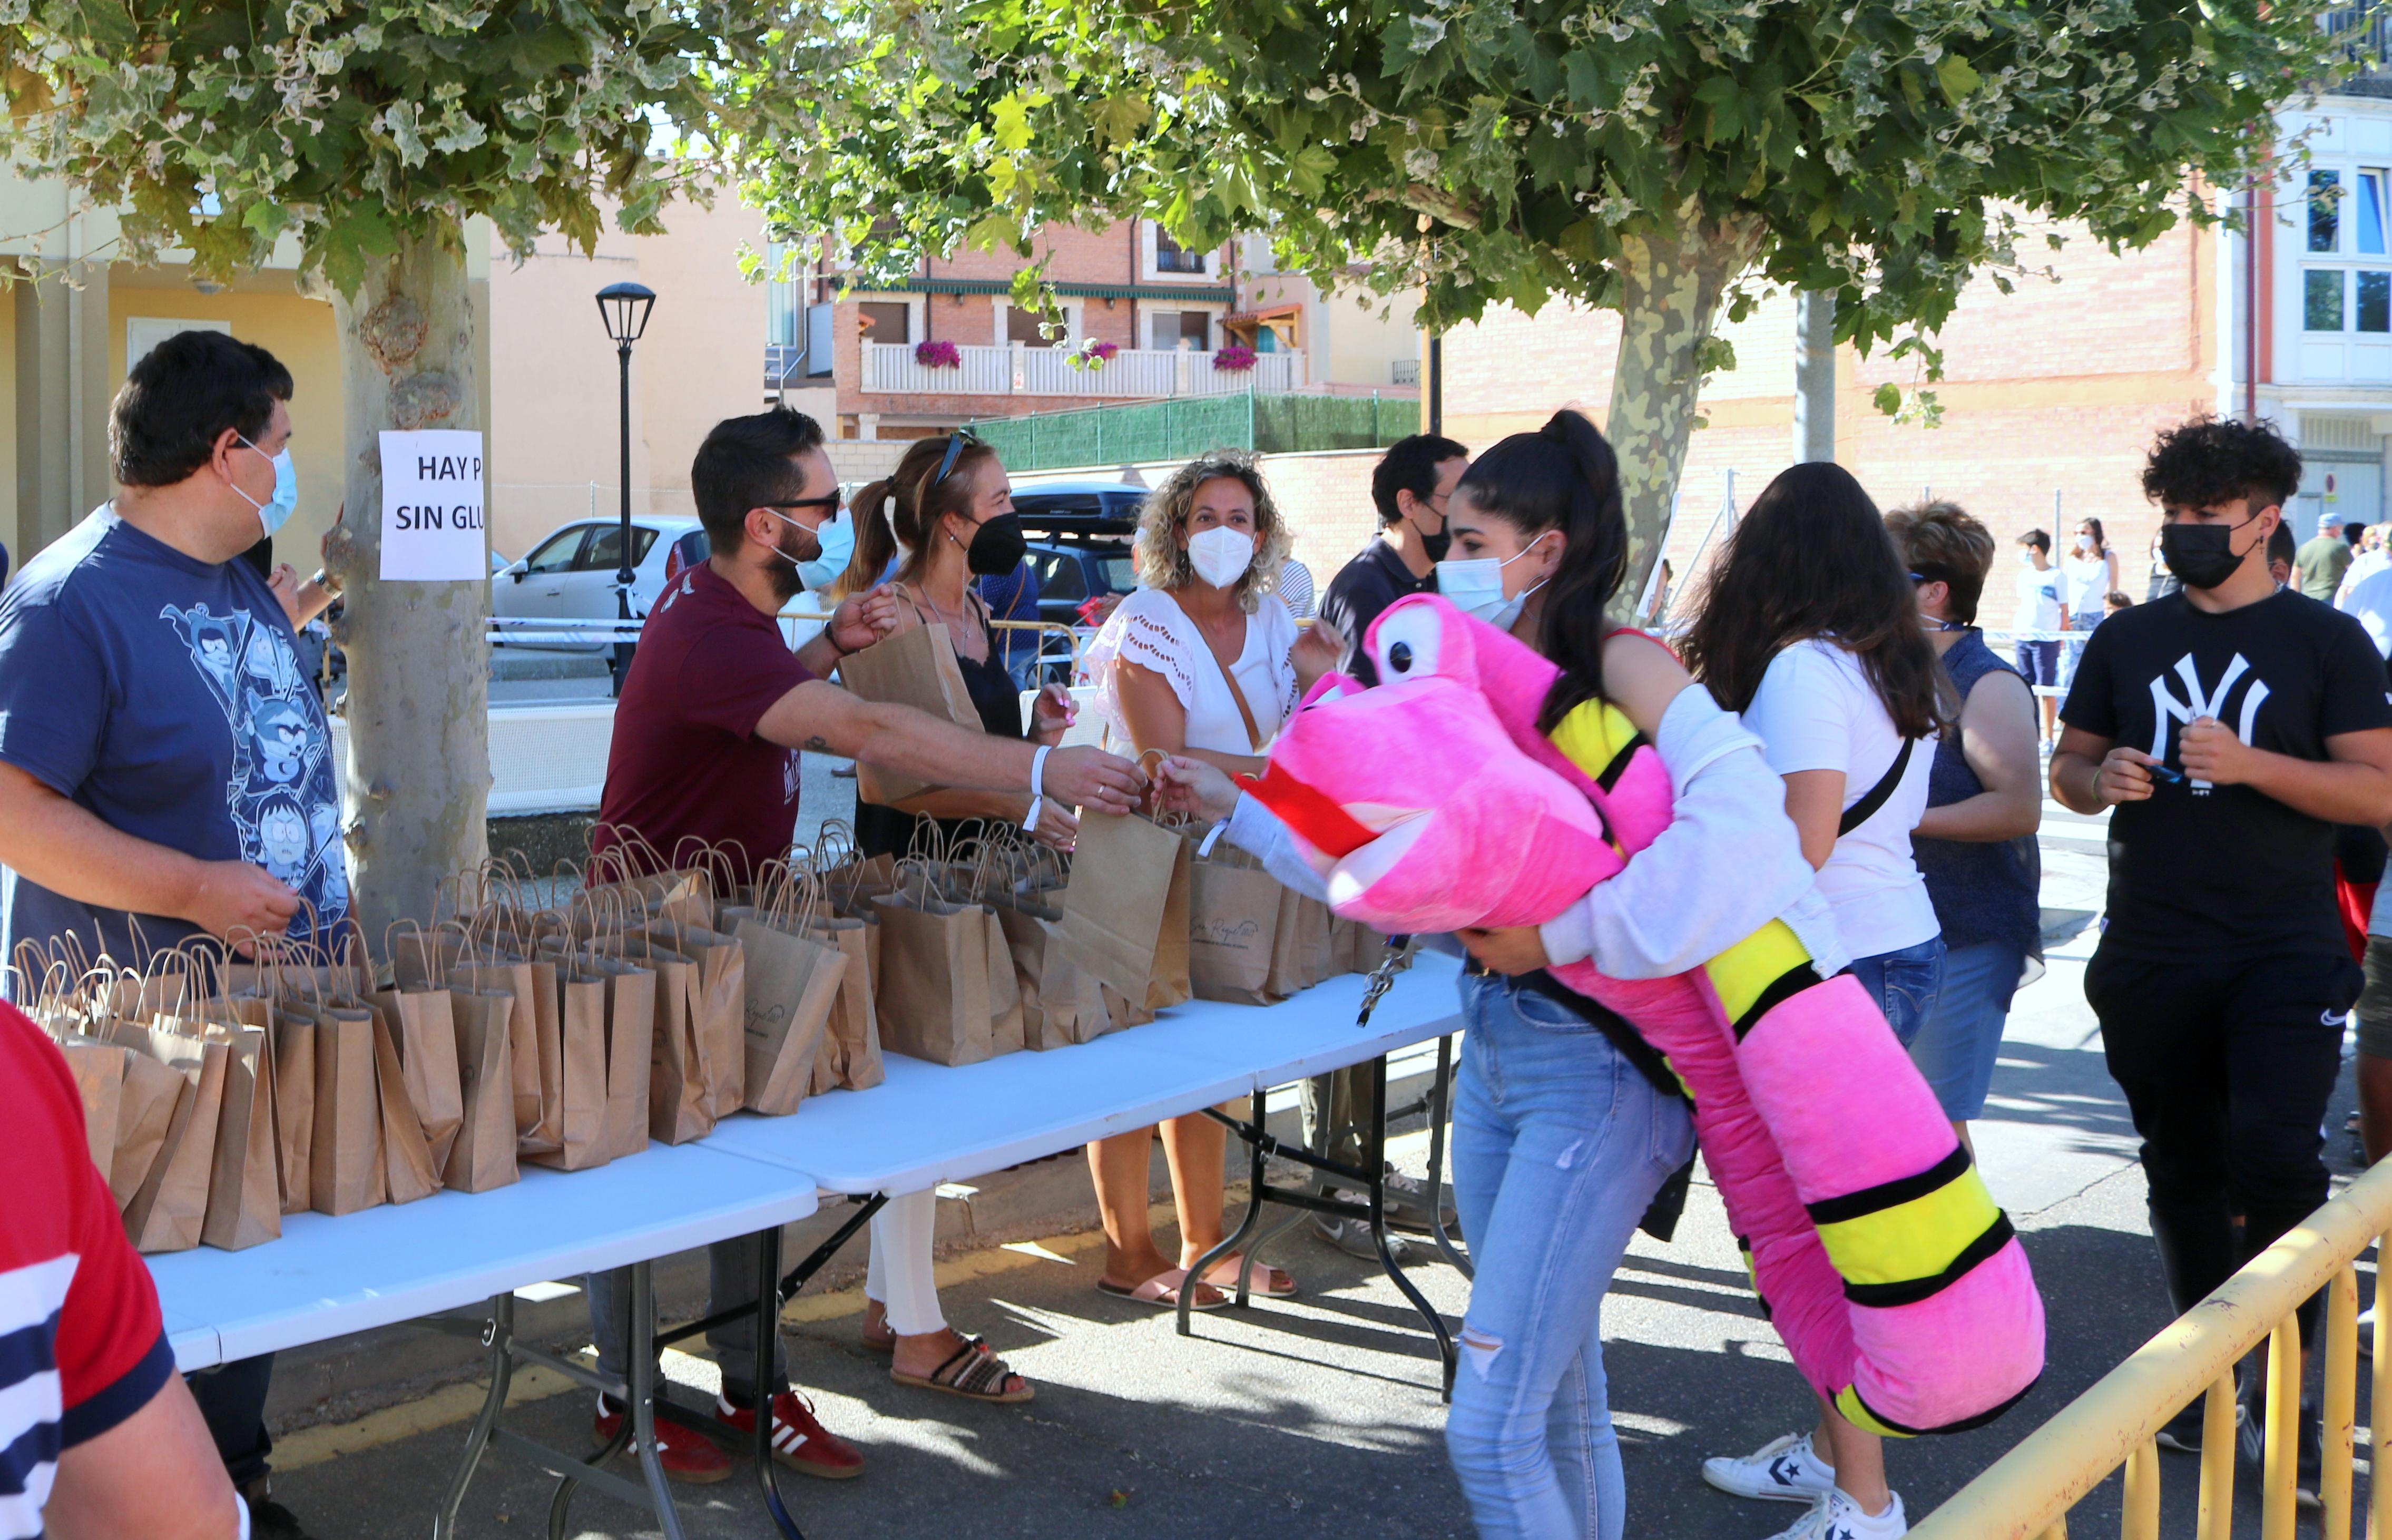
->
xmin=379 ymin=429 xmax=487 ymax=581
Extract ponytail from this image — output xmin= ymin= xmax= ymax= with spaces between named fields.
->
xmin=1449 ymin=409 xmax=1630 ymax=735
xmin=830 ymin=434 xmax=999 ymax=599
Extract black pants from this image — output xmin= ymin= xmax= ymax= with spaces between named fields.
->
xmin=2087 ymin=946 xmax=2360 ymax=1339
xmin=187 ymin=1353 xmax=275 ymax=1489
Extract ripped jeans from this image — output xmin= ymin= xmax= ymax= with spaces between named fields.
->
xmin=1446 ymin=973 xmax=1694 ymax=1539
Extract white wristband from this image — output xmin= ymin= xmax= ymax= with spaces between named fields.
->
xmin=1024 ymin=744 xmax=1054 ymax=832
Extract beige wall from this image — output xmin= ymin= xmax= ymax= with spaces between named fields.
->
xmin=105 ymin=270 xmax=344 ymax=570
xmin=486 ymin=200 xmax=771 ymax=558
xmin=0 ymin=292 xmax=15 ymax=566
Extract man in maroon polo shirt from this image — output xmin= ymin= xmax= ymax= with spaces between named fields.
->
xmin=584 ymin=406 xmax=1143 ymax=1483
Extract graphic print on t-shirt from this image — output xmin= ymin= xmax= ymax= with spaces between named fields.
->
xmin=2146 ymin=652 xmax=2269 ymax=790
xmin=159 ymin=601 xmax=349 ymax=936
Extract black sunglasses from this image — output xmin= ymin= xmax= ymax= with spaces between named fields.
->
xmin=767 ymin=489 xmax=842 ymax=516
xmin=933 ymin=429 xmax=981 ymax=486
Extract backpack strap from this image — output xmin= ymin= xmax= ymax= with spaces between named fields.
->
xmin=1837 ymin=737 xmax=1916 ymax=836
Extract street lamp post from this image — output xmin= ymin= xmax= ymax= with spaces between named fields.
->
xmin=595 ymin=281 xmax=656 ymax=695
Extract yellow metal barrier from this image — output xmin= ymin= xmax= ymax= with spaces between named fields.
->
xmin=1911 ymin=1158 xmax=2392 ymax=1540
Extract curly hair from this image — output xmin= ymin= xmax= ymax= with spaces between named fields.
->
xmin=1132 ymin=449 xmax=1290 ymax=613
xmin=2142 ymin=415 xmax=2303 ymax=513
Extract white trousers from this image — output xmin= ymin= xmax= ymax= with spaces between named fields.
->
xmin=862 ymin=1188 xmax=946 ymax=1336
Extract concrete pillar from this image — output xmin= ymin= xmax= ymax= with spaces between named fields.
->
xmin=1794 ymin=290 xmax=1836 ymax=464
xmin=71 ymin=256 xmax=111 ymax=524
xmin=858 ymin=412 xmax=880 ymax=441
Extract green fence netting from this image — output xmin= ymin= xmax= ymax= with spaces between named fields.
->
xmin=965 ymin=390 xmax=1419 ymax=473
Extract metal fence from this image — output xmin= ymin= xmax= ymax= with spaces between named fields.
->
xmin=966 ymin=389 xmax=1420 ymax=473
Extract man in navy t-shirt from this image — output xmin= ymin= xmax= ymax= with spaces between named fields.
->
xmin=0 ymin=329 xmax=341 ymax=1539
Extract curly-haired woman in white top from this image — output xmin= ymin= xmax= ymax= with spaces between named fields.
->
xmin=1081 ymin=450 xmax=1341 ymax=1308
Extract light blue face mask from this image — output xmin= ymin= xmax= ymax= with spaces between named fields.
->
xmin=234 ymin=435 xmax=299 ymax=539
xmin=770 ymin=506 xmax=855 ymax=591
xmin=1436 ymin=531 xmax=1550 ymax=629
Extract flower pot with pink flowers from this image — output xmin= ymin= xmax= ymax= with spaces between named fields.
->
xmin=914 ymin=340 xmax=962 ymax=369
xmin=1212 ymin=345 xmax=1257 ymax=372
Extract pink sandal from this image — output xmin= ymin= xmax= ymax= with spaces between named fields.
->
xmin=1202 ymin=1255 xmax=1298 ymax=1299
xmin=1096 ymin=1266 xmax=1228 ymax=1311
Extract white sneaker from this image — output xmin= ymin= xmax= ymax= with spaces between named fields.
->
xmin=1702 ymin=1430 xmax=1839 ymax=1504
xmin=1762 ymin=1487 xmax=1908 ymax=1540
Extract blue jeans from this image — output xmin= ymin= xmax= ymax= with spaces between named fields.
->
xmin=1446 ymin=974 xmax=1695 ymax=1540
xmin=2062 ymin=610 xmax=2101 ymax=688
xmin=1907 ymin=939 xmax=2026 ymax=1120
xmin=1848 ymin=935 xmax=1946 ymax=1048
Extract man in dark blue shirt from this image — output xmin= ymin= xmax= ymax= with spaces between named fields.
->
xmin=0 ymin=328 xmax=342 ymax=1540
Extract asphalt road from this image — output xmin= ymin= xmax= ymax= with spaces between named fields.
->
xmin=262 ymin=814 xmax=2374 ymax=1539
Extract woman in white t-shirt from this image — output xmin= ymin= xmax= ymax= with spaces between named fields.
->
xmin=2059 ymin=516 xmax=2119 ymax=683
xmin=1678 ymin=460 xmax=1948 ymax=1539
xmin=1081 ymin=451 xmax=1338 ymax=1310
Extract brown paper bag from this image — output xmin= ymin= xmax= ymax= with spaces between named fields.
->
xmin=640 ymin=921 xmax=747 ymax=1125
xmin=444 ymin=992 xmax=522 ymax=1193
xmin=1265 ymin=888 xmax=1310 ymax=999
xmin=270 ymin=1014 xmax=316 ymax=1215
xmin=620 ymin=939 xmax=708 ymax=1144
xmin=803 ymin=915 xmax=884 ymax=1093
xmin=201 ymin=1026 xmax=281 ymax=1250
xmin=368 ymin=986 xmax=465 ymax=1174
xmin=1187 ymin=859 xmax=1286 ymax=1004
xmin=839 ymin=624 xmax=985 ymax=805
xmin=579 ymin=957 xmax=655 ymax=1162
xmin=1291 ymin=895 xmax=1334 ymax=990
xmin=526 ymin=970 xmax=611 ymax=1172
xmin=993 ymin=901 xmax=1107 ymax=1049
xmin=110 ymin=1048 xmax=187 ymax=1212
xmin=1058 ymin=813 xmax=1187 ymax=1003
xmin=58 ymin=1037 xmax=127 ymax=1176
xmin=983 ymin=908 xmax=1026 ymax=1056
xmin=454 ymin=956 xmax=553 ymax=1152
xmin=114 ymin=1024 xmax=229 ymax=1253
xmin=368 ymin=1008 xmax=440 ymax=1204
xmin=301 ymin=1004 xmax=385 ymax=1216
xmin=733 ymin=917 xmax=846 ymax=1115
xmin=1146 ymin=839 xmax=1193 ymax=1011
xmin=871 ymin=882 xmax=993 ymax=1067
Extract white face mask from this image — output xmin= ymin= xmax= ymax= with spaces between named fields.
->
xmin=1187 ymin=525 xmax=1255 ymax=589
xmin=2075 ymin=534 xmax=2095 ymax=553
xmin=1436 ymin=533 xmax=1550 ymax=628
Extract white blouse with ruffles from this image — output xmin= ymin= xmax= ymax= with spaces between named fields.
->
xmin=1083 ymin=586 xmax=1298 ymax=756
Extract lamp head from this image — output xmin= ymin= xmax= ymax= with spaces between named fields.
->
xmin=596 ymin=281 xmax=656 ymax=345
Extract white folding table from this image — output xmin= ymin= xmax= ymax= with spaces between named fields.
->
xmin=145 ymin=1143 xmax=822 ymax=1540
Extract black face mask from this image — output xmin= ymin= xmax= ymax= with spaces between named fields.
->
xmin=2159 ymin=517 xmax=2256 ymax=591
xmin=1420 ymin=526 xmax=1453 ymax=564
xmin=963 ymin=511 xmax=1027 ymax=576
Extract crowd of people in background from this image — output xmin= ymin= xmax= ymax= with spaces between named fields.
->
xmin=7 ymin=325 xmax=2392 ymax=1540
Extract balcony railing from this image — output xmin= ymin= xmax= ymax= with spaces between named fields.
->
xmin=860 ymin=342 xmax=1305 ymax=397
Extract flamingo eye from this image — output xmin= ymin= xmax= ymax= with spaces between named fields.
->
xmin=1370 ymin=606 xmax=1442 ymax=679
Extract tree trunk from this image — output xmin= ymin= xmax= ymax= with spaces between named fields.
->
xmin=321 ymin=227 xmax=490 ymax=944
xmin=1605 ymin=210 xmax=1768 ymax=603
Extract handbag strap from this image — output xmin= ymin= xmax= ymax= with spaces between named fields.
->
xmin=1192 ymin=620 xmax=1266 ymax=753
xmin=1837 ymin=736 xmax=1916 ymax=836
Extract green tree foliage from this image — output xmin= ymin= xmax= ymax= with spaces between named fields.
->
xmin=0 ymin=0 xmax=792 ymax=937
xmin=0 ymin=0 xmax=774 ymax=286
xmin=748 ymin=0 xmax=2350 ymax=582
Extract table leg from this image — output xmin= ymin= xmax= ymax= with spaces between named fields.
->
xmin=1369 ymin=1054 xmax=1456 ymax=1401
xmin=433 ymin=1292 xmax=515 ymax=1540
xmin=1423 ymin=1033 xmax=1472 ymax=1280
xmin=627 ymin=1260 xmax=688 ymax=1540
xmin=752 ymin=1223 xmax=809 ymax=1540
xmin=1180 ymin=1088 xmax=1270 ymax=1337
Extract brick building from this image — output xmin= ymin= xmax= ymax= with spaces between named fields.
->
xmin=1437 ymin=83 xmax=2392 ymax=607
xmin=775 ymin=221 xmax=1420 ymax=443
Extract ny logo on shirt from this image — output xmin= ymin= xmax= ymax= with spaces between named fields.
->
xmin=2149 ymin=651 xmax=2269 ymax=792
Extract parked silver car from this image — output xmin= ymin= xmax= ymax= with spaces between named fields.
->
xmin=491 ymin=515 xmax=702 ymax=651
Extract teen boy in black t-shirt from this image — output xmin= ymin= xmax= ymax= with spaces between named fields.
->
xmin=2054 ymin=416 xmax=2392 ymax=1468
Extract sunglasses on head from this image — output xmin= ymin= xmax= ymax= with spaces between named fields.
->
xmin=933 ymin=429 xmax=981 ymax=487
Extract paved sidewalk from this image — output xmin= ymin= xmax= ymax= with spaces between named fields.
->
xmin=259 ymin=818 xmax=2374 ymax=1538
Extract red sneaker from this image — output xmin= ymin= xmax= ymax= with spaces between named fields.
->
xmin=593 ymin=1398 xmax=731 ymax=1485
xmin=716 ymin=1391 xmax=865 ymax=1480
